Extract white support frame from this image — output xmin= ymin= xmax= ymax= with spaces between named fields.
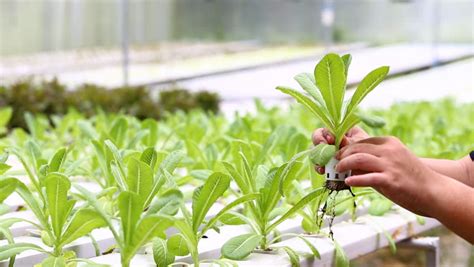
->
xmin=399 ymin=237 xmax=440 ymax=267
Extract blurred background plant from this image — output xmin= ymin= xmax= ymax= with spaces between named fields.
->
xmin=0 ymin=79 xmax=220 ymax=129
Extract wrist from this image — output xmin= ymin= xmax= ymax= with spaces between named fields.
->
xmin=423 ymin=169 xmax=448 ymax=218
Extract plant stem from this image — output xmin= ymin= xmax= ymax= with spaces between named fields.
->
xmin=121 ymin=256 xmax=130 ymax=267
xmin=192 ymin=251 xmax=200 ymax=267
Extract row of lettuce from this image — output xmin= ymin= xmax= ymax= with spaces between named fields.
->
xmin=0 ymin=98 xmax=472 ymax=266
xmin=0 ymin=79 xmax=219 ymax=130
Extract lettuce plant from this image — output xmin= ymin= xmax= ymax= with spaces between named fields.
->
xmin=74 ymin=146 xmax=184 ymax=267
xmin=277 ymin=53 xmax=389 ymax=191
xmin=0 ymin=149 xmax=106 ymax=266
xmin=277 ymin=53 xmax=389 ymax=149
xmin=153 ymin=172 xmax=258 ymax=267
xmin=74 ymin=187 xmax=174 ymax=267
xmin=219 ymin=153 xmax=325 ymax=262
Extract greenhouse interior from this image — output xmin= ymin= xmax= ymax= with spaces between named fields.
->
xmin=0 ymin=0 xmax=473 ymax=266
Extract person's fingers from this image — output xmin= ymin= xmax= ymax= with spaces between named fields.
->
xmin=354 ymin=137 xmax=388 ymax=145
xmin=311 ymin=129 xmax=326 ymax=145
xmin=336 ymin=143 xmax=383 ymax=160
xmin=311 ymin=128 xmax=334 ymax=145
xmin=345 ymin=173 xmax=386 ymax=187
xmin=351 ymin=169 xmax=369 ymax=176
xmin=324 ymin=129 xmax=335 ymax=144
xmin=336 ymin=153 xmax=384 ymax=173
xmin=339 ymin=136 xmax=350 ymax=147
xmin=318 ymin=166 xmax=325 ymax=174
xmin=314 ymin=165 xmax=325 ymax=174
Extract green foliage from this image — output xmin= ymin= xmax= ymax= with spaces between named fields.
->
xmin=0 ymin=79 xmax=220 ymax=129
xmin=221 ymin=234 xmax=263 ymax=260
xmin=309 ymin=143 xmax=336 ymax=166
xmin=153 ymin=238 xmax=175 ymax=267
xmin=192 ymin=172 xmax=230 ymax=232
xmin=277 ymin=53 xmax=389 ymax=148
xmin=0 ymin=89 xmax=471 ymax=267
xmin=153 ymin=171 xmax=257 ymax=266
xmin=160 ymin=89 xmax=220 ymax=114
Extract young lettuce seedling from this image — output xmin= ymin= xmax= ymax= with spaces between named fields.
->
xmin=0 ymin=148 xmax=107 ymax=266
xmin=152 ymin=172 xmax=258 ymax=267
xmin=74 ymin=146 xmax=183 ymax=267
xmin=277 ymin=53 xmax=389 ymax=191
xmin=220 ymin=152 xmax=325 ymax=263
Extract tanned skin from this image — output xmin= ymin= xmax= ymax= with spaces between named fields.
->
xmin=312 ymin=127 xmax=474 ymax=244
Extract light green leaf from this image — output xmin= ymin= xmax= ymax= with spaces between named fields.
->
xmin=146 ymin=151 xmax=184 ymax=205
xmin=341 ymin=54 xmax=352 ymax=76
xmin=0 ymin=243 xmax=46 ymax=261
xmin=140 ymin=147 xmax=157 ymax=170
xmin=222 ymin=161 xmax=250 ymax=195
xmin=221 ymin=234 xmax=262 ymax=260
xmin=167 ymin=234 xmax=189 ymax=256
xmin=118 ymin=191 xmax=143 ymax=245
xmin=158 ymin=150 xmax=184 ymax=174
xmin=124 ymin=215 xmax=173 ymax=261
xmin=281 ymin=246 xmax=300 ymax=267
xmin=0 ymin=163 xmax=11 ymax=175
xmin=11 ymin=179 xmax=49 ymax=228
xmin=278 ymin=149 xmax=312 ymax=196
xmin=44 ymin=173 xmax=75 ymax=239
xmin=60 ymin=208 xmax=107 ymax=246
xmin=416 ymin=215 xmax=426 ymax=225
xmin=294 ymin=73 xmax=326 ymax=108
xmin=146 ymin=189 xmax=183 ymax=216
xmin=192 ymin=172 xmax=230 ymax=232
xmin=0 ymin=107 xmax=12 ymax=128
xmin=268 ymin=187 xmax=326 ymax=232
xmin=48 ymin=148 xmax=67 ymax=173
xmin=276 ymin=86 xmax=334 ymax=130
xmin=346 ymin=66 xmax=389 ymax=116
xmin=77 ymin=120 xmax=98 ymax=140
xmin=359 ymin=114 xmax=386 ymax=128
xmin=38 ymin=256 xmax=66 ymax=267
xmin=314 ymin=53 xmax=346 ymax=124
xmin=104 ymin=140 xmax=126 ymax=181
xmin=218 ymin=212 xmax=246 ymax=225
xmin=0 ymin=178 xmax=17 ymax=203
xmin=309 ymin=144 xmax=336 ymax=166
xmin=368 ymin=198 xmax=392 ymax=216
xmin=334 ymin=240 xmax=349 ymax=267
xmin=109 ymin=117 xmax=128 ymax=148
xmin=142 ymin=119 xmax=159 ymax=147
xmin=335 ymin=112 xmax=360 ymax=148
xmin=66 ymin=258 xmax=110 ymax=267
xmin=201 ymin=193 xmax=259 ymax=235
xmin=153 ymin=238 xmax=175 ymax=267
xmin=297 ymin=236 xmax=321 ymax=259
xmin=73 ymin=184 xmax=119 ymax=242
xmin=126 ymin=158 xmax=153 ymax=204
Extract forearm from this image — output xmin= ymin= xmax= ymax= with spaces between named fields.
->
xmin=421 ymin=156 xmax=473 ymax=187
xmin=426 ymin=172 xmax=474 ymax=244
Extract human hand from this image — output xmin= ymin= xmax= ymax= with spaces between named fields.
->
xmin=336 ymin=136 xmax=439 ymax=216
xmin=311 ymin=126 xmax=369 ymax=174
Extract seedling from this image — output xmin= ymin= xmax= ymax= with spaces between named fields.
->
xmin=220 ymin=151 xmax=325 ymax=262
xmin=0 ymin=148 xmax=107 ymax=266
xmin=152 ymin=172 xmax=258 ymax=267
xmin=74 ymin=187 xmax=174 ymax=267
xmin=74 ymin=146 xmax=184 ymax=267
xmin=277 ymin=53 xmax=389 ymax=191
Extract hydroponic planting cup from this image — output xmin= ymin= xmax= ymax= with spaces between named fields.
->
xmin=324 ymin=157 xmax=350 ymax=182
